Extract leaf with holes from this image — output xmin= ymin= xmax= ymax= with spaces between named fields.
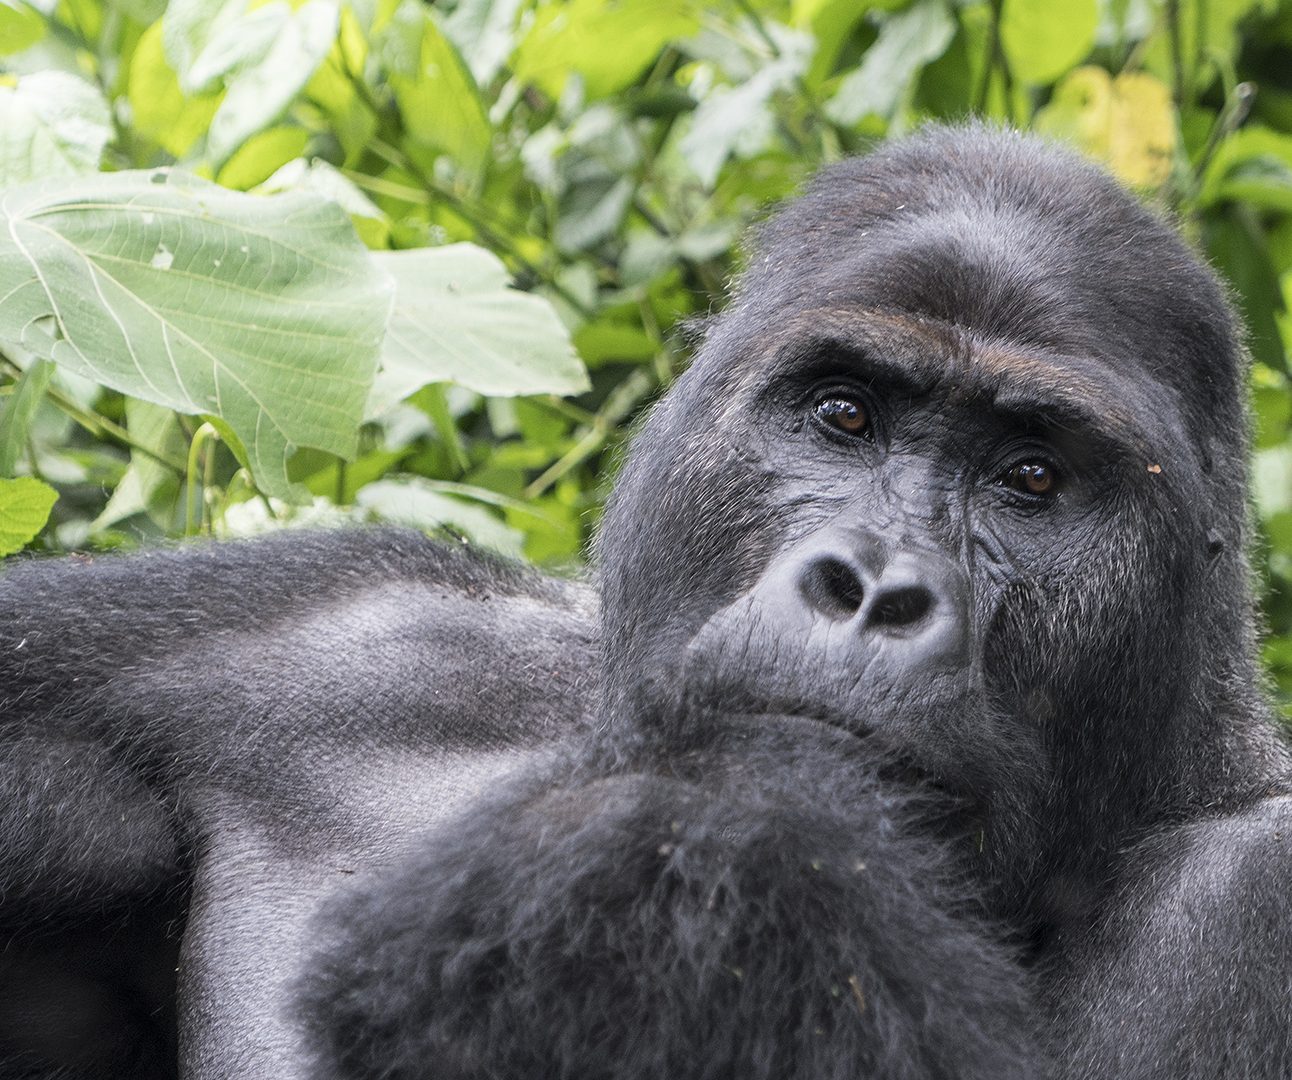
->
xmin=0 ymin=169 xmax=392 ymax=501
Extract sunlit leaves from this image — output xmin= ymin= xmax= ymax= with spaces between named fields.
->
xmin=164 ymin=0 xmax=339 ymax=164
xmin=1035 ymin=68 xmax=1175 ymax=189
xmin=0 ymin=477 xmax=57 ymax=556
xmin=380 ymin=3 xmax=490 ymax=174
xmin=1000 ymin=0 xmax=1098 ymax=86
xmin=0 ymin=0 xmax=44 ymax=55
xmin=682 ymin=26 xmax=811 ymax=188
xmin=0 ymin=170 xmax=391 ymax=500
xmin=128 ymin=21 xmax=222 ymax=158
xmin=827 ymin=1 xmax=955 ymax=126
xmin=513 ymin=0 xmax=700 ymax=100
xmin=367 ymin=245 xmax=587 ymax=417
xmin=0 ymin=72 xmax=111 ymax=187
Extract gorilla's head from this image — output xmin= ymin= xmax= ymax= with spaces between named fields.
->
xmin=597 ymin=125 xmax=1261 ymax=911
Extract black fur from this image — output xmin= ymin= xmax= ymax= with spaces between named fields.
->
xmin=0 ymin=529 xmax=595 ymax=1079
xmin=3 ymin=124 xmax=1291 ymax=1080
xmin=302 ymin=726 xmax=1040 ymax=1080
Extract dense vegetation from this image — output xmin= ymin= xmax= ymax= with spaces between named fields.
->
xmin=0 ymin=0 xmax=1289 ymax=716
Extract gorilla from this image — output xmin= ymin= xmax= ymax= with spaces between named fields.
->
xmin=2 ymin=123 xmax=1291 ymax=1079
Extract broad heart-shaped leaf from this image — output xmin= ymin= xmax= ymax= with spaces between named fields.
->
xmin=0 ymin=170 xmax=393 ymax=501
xmin=365 ymin=245 xmax=588 ymax=417
xmin=0 ymin=477 xmax=57 ymax=556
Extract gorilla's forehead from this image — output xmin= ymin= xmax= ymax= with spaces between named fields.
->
xmin=744 ymin=206 xmax=1161 ymax=361
xmin=723 ymin=131 xmax=1242 ymax=438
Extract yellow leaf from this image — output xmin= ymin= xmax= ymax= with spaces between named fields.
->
xmin=1036 ymin=67 xmax=1175 ymax=189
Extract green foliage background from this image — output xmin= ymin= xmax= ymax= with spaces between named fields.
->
xmin=0 ymin=0 xmax=1290 ymax=717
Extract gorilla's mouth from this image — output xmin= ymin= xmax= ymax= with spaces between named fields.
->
xmin=717 ymin=709 xmax=946 ymax=793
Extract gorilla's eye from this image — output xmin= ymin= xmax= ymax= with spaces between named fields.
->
xmin=1004 ymin=461 xmax=1059 ymax=497
xmin=814 ymin=395 xmax=869 ymax=437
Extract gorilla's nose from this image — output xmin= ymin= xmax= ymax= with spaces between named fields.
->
xmin=791 ymin=538 xmax=969 ymax=670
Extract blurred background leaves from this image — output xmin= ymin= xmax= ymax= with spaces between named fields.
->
xmin=0 ymin=0 xmax=1289 ymax=717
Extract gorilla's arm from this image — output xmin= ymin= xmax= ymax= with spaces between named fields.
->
xmin=300 ymin=725 xmax=1045 ymax=1080
xmin=0 ymin=529 xmax=596 ymax=1079
xmin=1054 ymin=798 xmax=1292 ymax=1079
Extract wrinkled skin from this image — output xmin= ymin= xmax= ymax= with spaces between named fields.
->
xmin=4 ymin=125 xmax=1292 ymax=1080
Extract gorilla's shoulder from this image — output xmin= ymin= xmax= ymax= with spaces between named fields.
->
xmin=0 ymin=526 xmax=588 ymax=608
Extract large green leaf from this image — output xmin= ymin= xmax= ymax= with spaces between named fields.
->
xmin=366 ymin=245 xmax=588 ymax=416
xmin=0 ymin=170 xmax=392 ymax=500
xmin=0 ymin=476 xmax=57 ymax=556
xmin=0 ymin=72 xmax=112 ymax=188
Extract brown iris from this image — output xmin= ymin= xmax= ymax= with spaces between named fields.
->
xmin=815 ymin=396 xmax=868 ymax=436
xmin=1008 ymin=462 xmax=1057 ymax=496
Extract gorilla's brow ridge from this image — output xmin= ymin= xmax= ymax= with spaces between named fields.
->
xmin=774 ymin=307 xmax=1146 ymax=454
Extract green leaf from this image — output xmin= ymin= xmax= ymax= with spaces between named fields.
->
xmin=0 ymin=476 xmax=57 ymax=556
xmin=212 ymin=0 xmax=339 ymax=165
xmin=165 ymin=0 xmax=282 ymax=93
xmin=442 ymin=0 xmax=522 ymax=85
xmin=0 ymin=0 xmax=44 ymax=56
xmin=0 ymin=357 xmax=52 ymax=477
xmin=513 ymin=0 xmax=700 ymax=101
xmin=0 ymin=170 xmax=393 ymax=501
xmin=1200 ymin=127 xmax=1292 ymax=214
xmin=1000 ymin=0 xmax=1097 ymax=86
xmin=366 ymin=245 xmax=587 ymax=416
xmin=216 ymin=126 xmax=310 ymax=190
xmin=826 ymin=0 xmax=956 ymax=126
xmin=681 ymin=33 xmax=808 ymax=188
xmin=380 ymin=4 xmax=490 ymax=173
xmin=302 ymin=9 xmax=378 ymax=164
xmin=356 ymin=475 xmax=524 ymax=557
xmin=91 ymin=399 xmax=185 ymax=532
xmin=0 ymin=72 xmax=112 ymax=188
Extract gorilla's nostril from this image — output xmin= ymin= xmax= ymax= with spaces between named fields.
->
xmin=799 ymin=557 xmax=866 ymax=620
xmin=868 ymin=585 xmax=933 ymax=630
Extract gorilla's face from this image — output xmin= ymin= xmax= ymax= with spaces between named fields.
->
xmin=598 ymin=132 xmax=1244 ymax=849
xmin=609 ymin=307 xmax=1201 ymax=789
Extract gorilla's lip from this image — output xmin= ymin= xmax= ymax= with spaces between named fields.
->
xmin=718 ymin=707 xmax=873 ymax=745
